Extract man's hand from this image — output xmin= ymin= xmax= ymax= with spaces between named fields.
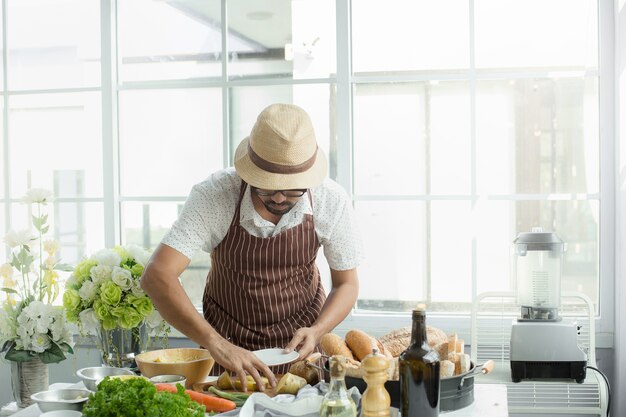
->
xmin=283 ymin=326 xmax=322 ymax=360
xmin=208 ymin=336 xmax=277 ymax=392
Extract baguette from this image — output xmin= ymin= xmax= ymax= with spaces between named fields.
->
xmin=440 ymin=360 xmax=455 ymax=378
xmin=320 ymin=333 xmax=355 ymax=360
xmin=432 ymin=341 xmax=448 ymax=360
xmin=448 ymin=333 xmax=458 ymax=352
xmin=427 ymin=326 xmax=448 ymax=347
xmin=345 ymin=329 xmax=384 ymax=361
xmin=455 ymin=338 xmax=464 ymax=354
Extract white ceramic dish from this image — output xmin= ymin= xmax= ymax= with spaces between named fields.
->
xmin=148 ymin=374 xmax=187 ymax=386
xmin=252 ymin=348 xmax=299 ymax=366
xmin=40 ymin=411 xmax=82 ymax=417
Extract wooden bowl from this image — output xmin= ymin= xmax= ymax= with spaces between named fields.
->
xmin=135 ymin=348 xmax=214 ymax=388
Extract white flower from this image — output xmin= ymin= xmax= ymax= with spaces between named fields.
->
xmin=78 ymin=308 xmax=100 ymax=334
xmin=124 ymin=244 xmax=150 ymax=266
xmin=30 ymin=333 xmax=52 ymax=353
xmin=145 ymin=310 xmax=164 ymax=329
xmin=111 ymin=266 xmax=132 ymax=290
xmin=130 ymin=281 xmax=145 ymax=297
xmin=89 ymin=264 xmax=113 ymax=285
xmin=3 ymin=229 xmax=35 ymax=248
xmin=93 ymin=249 xmax=121 ymax=267
xmin=78 ymin=280 xmax=98 ymax=302
xmin=21 ymin=188 xmax=54 ymax=204
xmin=21 ymin=301 xmax=54 ymax=334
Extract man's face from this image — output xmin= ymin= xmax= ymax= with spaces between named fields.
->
xmin=251 ymin=187 xmax=307 ymax=215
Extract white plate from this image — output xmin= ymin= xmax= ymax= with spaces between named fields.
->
xmin=253 ymin=348 xmax=299 ymax=366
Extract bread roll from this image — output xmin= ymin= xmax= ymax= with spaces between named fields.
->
xmin=389 ymin=357 xmax=400 ymax=381
xmin=345 ymin=329 xmax=383 ymax=361
xmin=380 ymin=327 xmax=411 ymax=357
xmin=440 ymin=360 xmax=455 ymax=378
xmin=449 ymin=352 xmax=462 ymax=375
xmin=460 ymin=353 xmax=471 ymax=374
xmin=433 ymin=341 xmax=448 ymax=360
xmin=448 ymin=352 xmax=471 ymax=375
xmin=320 ymin=333 xmax=355 ymax=360
xmin=380 ymin=325 xmax=448 ymax=356
xmin=344 ymin=357 xmax=365 ymax=379
xmin=455 ymin=338 xmax=464 ymax=354
xmin=427 ymin=326 xmax=448 ymax=347
xmin=447 ymin=333 xmax=458 ymax=352
xmin=288 ymin=360 xmax=320 ymax=385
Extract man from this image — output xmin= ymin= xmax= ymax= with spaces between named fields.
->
xmin=141 ymin=103 xmax=362 ymax=391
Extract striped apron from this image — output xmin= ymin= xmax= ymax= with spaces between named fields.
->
xmin=202 ymin=182 xmax=326 ymax=375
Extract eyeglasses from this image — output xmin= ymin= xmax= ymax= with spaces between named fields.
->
xmin=251 ymin=187 xmax=307 ymax=198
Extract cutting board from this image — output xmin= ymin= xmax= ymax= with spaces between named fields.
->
xmin=193 ymin=377 xmax=280 ymax=398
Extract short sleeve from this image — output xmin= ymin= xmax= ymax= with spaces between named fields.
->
xmin=160 ymin=171 xmax=238 ymax=259
xmin=315 ymin=182 xmax=364 ymax=271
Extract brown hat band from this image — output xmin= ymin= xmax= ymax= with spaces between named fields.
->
xmin=248 ymin=144 xmax=318 ymax=175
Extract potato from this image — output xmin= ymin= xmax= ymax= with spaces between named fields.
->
xmin=216 ymin=371 xmax=269 ymax=391
xmin=275 ymin=372 xmax=307 ymax=395
xmin=216 ymin=372 xmax=234 ymax=390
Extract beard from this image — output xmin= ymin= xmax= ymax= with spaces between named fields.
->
xmin=263 ymin=200 xmax=297 ymax=215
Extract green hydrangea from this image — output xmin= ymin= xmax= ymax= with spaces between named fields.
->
xmin=74 ymin=259 xmax=98 ymax=281
xmin=100 ymin=280 xmax=122 ymax=306
xmin=63 ymin=289 xmax=81 ymax=312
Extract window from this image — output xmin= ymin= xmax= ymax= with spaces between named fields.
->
xmin=0 ymin=0 xmax=611 ymax=341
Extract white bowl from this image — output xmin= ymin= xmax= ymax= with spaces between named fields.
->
xmin=30 ymin=388 xmax=90 ymax=412
xmin=76 ymin=367 xmax=136 ymax=391
xmin=40 ymin=411 xmax=82 ymax=417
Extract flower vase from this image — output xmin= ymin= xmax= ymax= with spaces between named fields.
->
xmin=98 ymin=325 xmax=148 ymax=368
xmin=11 ymin=357 xmax=49 ymax=408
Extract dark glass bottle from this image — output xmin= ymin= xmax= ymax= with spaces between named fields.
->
xmin=399 ymin=307 xmax=441 ymax=417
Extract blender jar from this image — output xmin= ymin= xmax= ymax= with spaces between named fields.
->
xmin=512 ymin=227 xmax=565 ymax=320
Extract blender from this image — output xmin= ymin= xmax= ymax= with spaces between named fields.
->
xmin=509 ymin=227 xmax=587 ymax=383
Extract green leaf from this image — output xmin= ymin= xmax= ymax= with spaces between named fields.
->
xmin=41 ymin=225 xmax=49 ymax=234
xmin=16 ymin=248 xmax=34 ymax=268
xmin=4 ymin=345 xmax=37 ymax=362
xmin=59 ymin=342 xmax=74 ymax=355
xmin=10 ymin=253 xmax=22 ymax=269
xmin=39 ymin=342 xmax=66 ymax=364
xmin=1 ymin=340 xmax=15 ymax=354
xmin=32 ymin=214 xmax=43 ymax=230
xmin=1 ymin=287 xmax=18 ymax=294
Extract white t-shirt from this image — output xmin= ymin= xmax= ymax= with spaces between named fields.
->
xmin=161 ymin=168 xmax=363 ymax=271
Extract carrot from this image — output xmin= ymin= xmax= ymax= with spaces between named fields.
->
xmin=154 ymin=383 xmax=237 ymax=413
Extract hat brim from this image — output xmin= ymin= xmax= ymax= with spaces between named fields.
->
xmin=234 ymin=137 xmax=328 ymax=190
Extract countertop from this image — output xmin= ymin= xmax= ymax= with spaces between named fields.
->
xmin=3 ymin=383 xmax=508 ymax=417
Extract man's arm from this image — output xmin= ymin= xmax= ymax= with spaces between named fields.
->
xmin=283 ymin=267 xmax=359 ymax=358
xmin=140 ymin=243 xmax=276 ymax=390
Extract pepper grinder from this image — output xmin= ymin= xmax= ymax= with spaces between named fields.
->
xmin=361 ymin=348 xmax=391 ymax=417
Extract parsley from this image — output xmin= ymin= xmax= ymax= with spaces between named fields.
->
xmin=82 ymin=377 xmax=205 ymax=417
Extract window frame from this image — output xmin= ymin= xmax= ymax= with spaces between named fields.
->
xmin=0 ymin=0 xmax=615 ymax=347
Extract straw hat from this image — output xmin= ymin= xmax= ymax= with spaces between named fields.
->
xmin=234 ymin=103 xmax=328 ymax=190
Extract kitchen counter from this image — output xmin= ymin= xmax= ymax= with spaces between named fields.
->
xmin=4 ymin=383 xmax=508 ymax=417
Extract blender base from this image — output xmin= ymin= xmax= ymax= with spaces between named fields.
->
xmin=510 ymin=360 xmax=587 ymax=383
